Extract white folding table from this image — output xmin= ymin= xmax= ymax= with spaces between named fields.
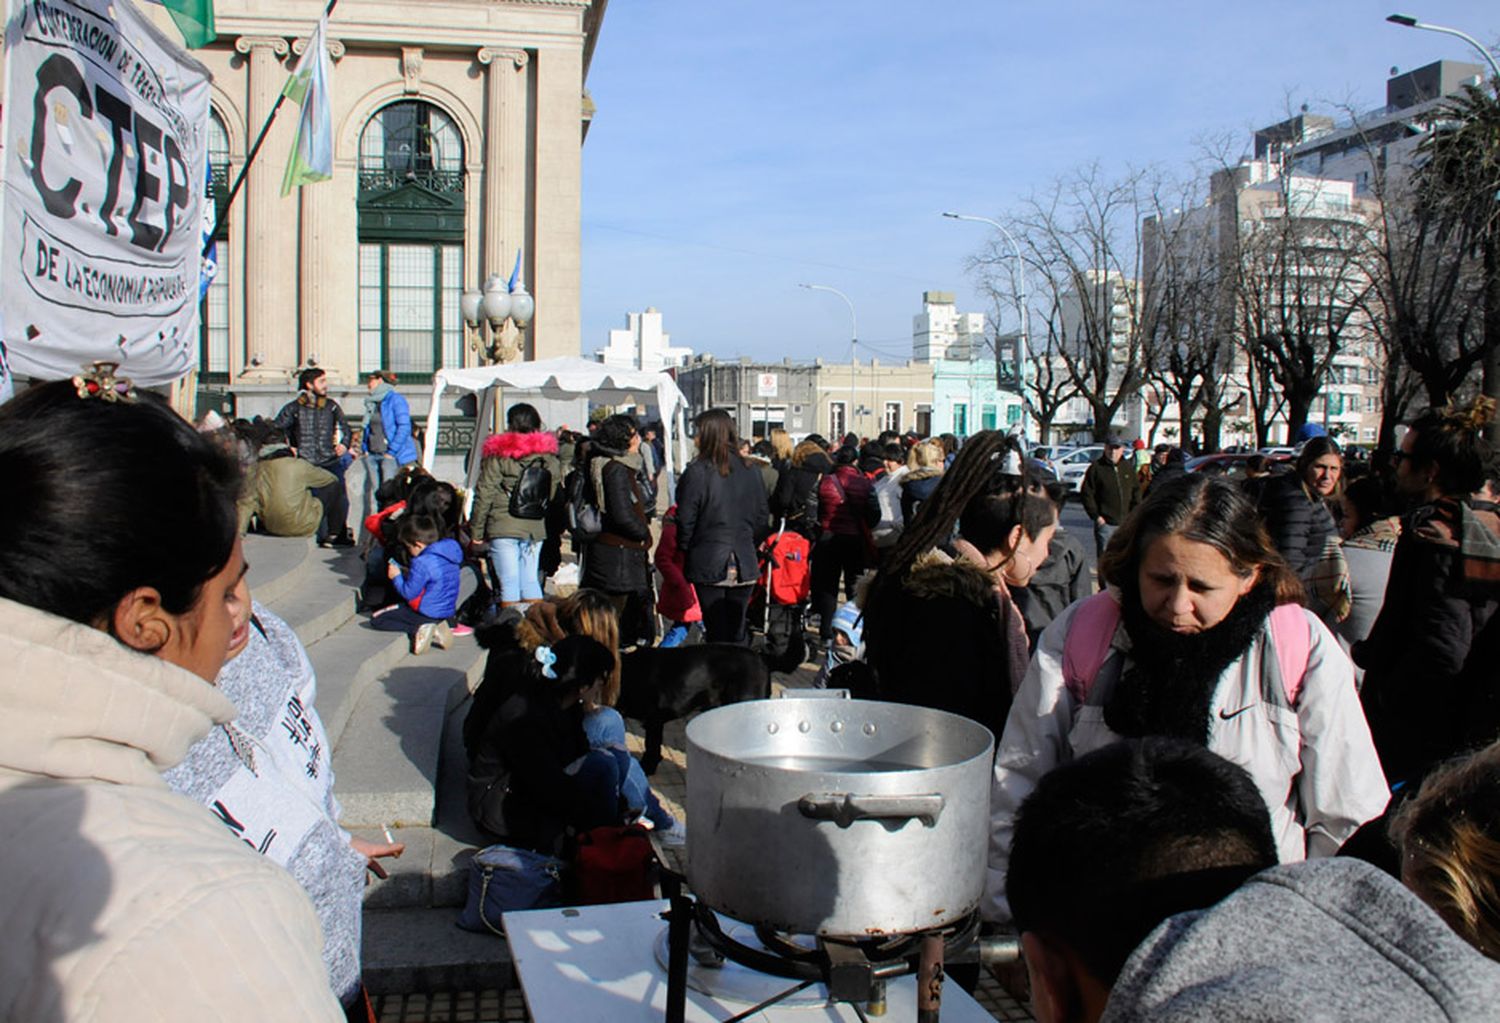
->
xmin=502 ymin=899 xmax=995 ymax=1022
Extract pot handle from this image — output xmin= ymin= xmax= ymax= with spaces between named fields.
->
xmin=797 ymin=792 xmax=945 ymax=828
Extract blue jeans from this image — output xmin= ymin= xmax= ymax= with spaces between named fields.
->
xmin=362 ymin=454 xmax=397 ymax=516
xmin=1093 ymin=520 xmax=1118 ymax=558
xmin=582 ymin=707 xmax=674 ymax=829
xmin=489 ymin=537 xmax=544 ymax=603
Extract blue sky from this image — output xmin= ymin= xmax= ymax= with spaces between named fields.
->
xmin=580 ymin=2 xmax=1498 ymax=364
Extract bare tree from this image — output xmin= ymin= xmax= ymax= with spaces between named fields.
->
xmin=1223 ymin=166 xmax=1377 ymax=440
xmin=1326 ymin=95 xmax=1489 ymax=453
xmin=972 ymin=163 xmax=1162 ymax=441
xmin=1138 ymin=179 xmax=1238 ymax=452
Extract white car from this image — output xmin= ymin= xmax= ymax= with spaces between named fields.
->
xmin=1055 ymin=445 xmax=1105 ymax=493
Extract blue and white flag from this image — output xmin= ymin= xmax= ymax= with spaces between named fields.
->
xmin=280 ymin=13 xmax=333 ymax=195
xmin=200 ymin=161 xmax=218 ymax=299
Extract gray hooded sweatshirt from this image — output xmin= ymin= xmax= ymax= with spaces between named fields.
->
xmin=1103 ymin=858 xmax=1500 ymax=1022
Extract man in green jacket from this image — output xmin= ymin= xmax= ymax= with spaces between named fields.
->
xmin=240 ymin=425 xmax=339 ymax=539
xmin=1079 ymin=438 xmax=1140 ymax=556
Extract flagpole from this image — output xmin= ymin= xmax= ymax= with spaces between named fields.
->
xmin=203 ymin=0 xmax=340 ymax=256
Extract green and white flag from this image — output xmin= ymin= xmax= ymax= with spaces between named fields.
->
xmin=280 ymin=13 xmax=334 ymax=196
xmin=142 ymin=0 xmax=216 ymax=48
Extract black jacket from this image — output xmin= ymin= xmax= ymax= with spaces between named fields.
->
xmin=863 ymin=557 xmax=1017 ymax=743
xmin=1079 ymin=455 xmax=1140 ymax=525
xmin=675 ymin=457 xmax=771 ymax=585
xmin=1258 ymin=472 xmax=1336 ymax=576
xmin=1355 ymin=499 xmax=1500 ymax=784
xmin=466 ymin=661 xmax=598 ymax=854
xmin=771 ymin=451 xmax=833 ymax=539
xmin=581 ymin=455 xmax=651 ymax=594
xmin=273 ymin=393 xmax=349 ymax=467
xmin=899 ymin=468 xmax=943 ymax=526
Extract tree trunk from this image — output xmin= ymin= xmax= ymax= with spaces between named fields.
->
xmin=1090 ymin=399 xmax=1114 ymax=443
xmin=1202 ymin=405 xmax=1224 ymax=453
xmin=1485 ymin=234 xmax=1500 ymax=447
xmin=1284 ymin=390 xmax=1313 ymax=444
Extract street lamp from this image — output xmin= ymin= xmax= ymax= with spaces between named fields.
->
xmin=1386 ymin=14 xmax=1500 ymax=81
xmin=799 ymin=283 xmax=858 ymax=440
xmin=942 ymin=211 xmax=1032 ymax=442
xmin=462 ymin=270 xmax=535 ymax=365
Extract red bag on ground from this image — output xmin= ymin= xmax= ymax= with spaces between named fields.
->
xmin=571 ymin=824 xmax=656 ymax=905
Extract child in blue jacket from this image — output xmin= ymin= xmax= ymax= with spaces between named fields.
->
xmin=372 ymin=513 xmax=464 ymax=653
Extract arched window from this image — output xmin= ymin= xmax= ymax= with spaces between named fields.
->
xmin=199 ymin=109 xmax=232 ymax=382
xmin=357 ymin=101 xmax=466 ymax=377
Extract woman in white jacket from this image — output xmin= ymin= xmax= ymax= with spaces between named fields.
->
xmin=985 ymin=474 xmax=1389 ymax=924
xmin=0 ymin=376 xmax=343 ymax=1021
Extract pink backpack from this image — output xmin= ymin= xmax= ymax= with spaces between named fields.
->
xmin=1061 ymin=592 xmax=1310 ymax=707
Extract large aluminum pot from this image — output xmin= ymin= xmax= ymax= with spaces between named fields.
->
xmin=686 ymin=698 xmax=994 ymax=939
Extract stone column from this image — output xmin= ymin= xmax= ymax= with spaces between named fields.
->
xmin=532 ymin=46 xmax=583 ymax=359
xmin=295 ymin=35 xmax=346 ymax=376
xmin=476 ymin=48 xmax=529 ymax=280
xmin=235 ymin=36 xmax=294 ymax=378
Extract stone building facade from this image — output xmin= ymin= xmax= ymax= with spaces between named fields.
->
xmin=145 ymin=0 xmax=606 ymax=417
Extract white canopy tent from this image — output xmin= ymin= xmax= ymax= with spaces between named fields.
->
xmin=420 ymin=356 xmax=691 ymax=505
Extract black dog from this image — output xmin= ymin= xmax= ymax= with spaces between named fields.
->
xmin=618 ymin=644 xmax=771 ymax=774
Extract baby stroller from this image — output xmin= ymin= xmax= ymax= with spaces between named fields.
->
xmin=752 ymin=518 xmax=812 ymax=674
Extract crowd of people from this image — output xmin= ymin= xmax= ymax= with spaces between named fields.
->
xmin=6 ymin=357 xmax=1500 ymax=1021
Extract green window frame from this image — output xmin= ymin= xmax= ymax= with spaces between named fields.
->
xmin=357 ymin=101 xmax=466 ymax=378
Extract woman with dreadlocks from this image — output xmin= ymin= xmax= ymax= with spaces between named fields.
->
xmin=982 ymin=473 xmax=1388 ymax=924
xmin=860 ymin=431 xmax=1057 ymax=741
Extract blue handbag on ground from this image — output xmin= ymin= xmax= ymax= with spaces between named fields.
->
xmin=457 ymin=843 xmax=566 ymax=935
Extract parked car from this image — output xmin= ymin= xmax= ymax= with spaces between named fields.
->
xmin=1186 ymin=452 xmax=1293 ymax=480
xmin=1257 ymin=446 xmax=1297 ymax=458
xmin=1054 ymin=445 xmax=1105 ymax=493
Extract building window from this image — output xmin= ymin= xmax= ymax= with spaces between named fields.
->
xmin=915 ymin=403 xmax=932 ymax=437
xmin=358 ymin=242 xmax=463 ymax=376
xmin=357 ymin=101 xmax=465 ymax=377
xmin=882 ymin=401 xmax=901 ymax=434
xmin=982 ymin=404 xmax=998 ymax=431
xmin=198 ymin=109 xmax=231 ymax=382
xmin=953 ymin=402 xmax=968 ymax=437
xmin=828 ymin=401 xmax=846 ymax=440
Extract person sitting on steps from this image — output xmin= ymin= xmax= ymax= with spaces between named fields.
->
xmin=372 ymin=514 xmax=462 ymax=654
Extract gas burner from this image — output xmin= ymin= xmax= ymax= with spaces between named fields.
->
xmin=659 ymin=883 xmax=981 ymax=1023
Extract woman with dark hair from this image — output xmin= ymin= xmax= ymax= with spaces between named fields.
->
xmin=983 ymin=474 xmax=1388 ymax=924
xmin=464 ymin=634 xmax=630 ymax=853
xmin=470 ymin=402 xmax=562 ymax=609
xmin=0 ymin=377 xmax=343 ymax=1019
xmin=1356 ymin=398 xmax=1500 ymax=787
xmin=861 ymin=432 xmax=1056 ymax=739
xmin=581 ymin=414 xmax=654 ymax=645
xmin=674 ymin=409 xmax=770 ymax=644
xmin=1259 ymin=435 xmax=1344 ymax=574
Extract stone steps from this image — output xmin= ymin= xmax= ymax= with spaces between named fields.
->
xmin=361 ymin=906 xmax=514 ymax=996
xmin=331 ymin=641 xmax=485 ymax=828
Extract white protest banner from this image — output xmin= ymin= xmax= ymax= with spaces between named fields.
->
xmin=1 ymin=0 xmax=211 ymax=386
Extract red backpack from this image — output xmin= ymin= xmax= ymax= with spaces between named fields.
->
xmin=1061 ymin=591 xmax=1311 ymax=707
xmin=761 ymin=527 xmax=812 ymax=605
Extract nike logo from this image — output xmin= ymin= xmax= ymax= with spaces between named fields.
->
xmin=1218 ymin=704 xmax=1257 ymax=720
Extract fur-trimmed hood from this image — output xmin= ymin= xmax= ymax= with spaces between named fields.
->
xmin=855 ymin=552 xmax=994 ymax=611
xmin=901 ymin=551 xmax=998 ymax=607
xmin=482 ymin=430 xmax=559 ymax=460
